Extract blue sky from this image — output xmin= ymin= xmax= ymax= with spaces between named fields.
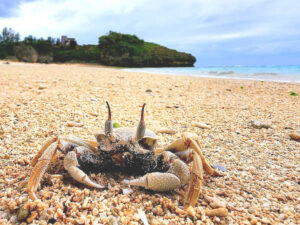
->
xmin=0 ymin=0 xmax=299 ymax=66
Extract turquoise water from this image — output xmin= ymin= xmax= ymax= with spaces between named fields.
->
xmin=124 ymin=65 xmax=300 ymax=83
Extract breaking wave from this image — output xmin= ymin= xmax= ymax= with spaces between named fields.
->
xmin=123 ymin=65 xmax=300 ymax=83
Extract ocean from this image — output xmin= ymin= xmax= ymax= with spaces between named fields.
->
xmin=123 ymin=65 xmax=300 ymax=83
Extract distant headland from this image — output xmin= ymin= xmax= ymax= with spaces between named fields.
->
xmin=0 ymin=28 xmax=196 ymax=67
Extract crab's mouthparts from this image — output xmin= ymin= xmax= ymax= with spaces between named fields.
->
xmin=116 ymin=143 xmax=130 ymax=150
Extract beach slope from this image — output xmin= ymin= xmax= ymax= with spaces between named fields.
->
xmin=0 ymin=62 xmax=299 ymax=224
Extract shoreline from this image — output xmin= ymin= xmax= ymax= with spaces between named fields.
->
xmin=123 ymin=66 xmax=300 ymax=84
xmin=0 ymin=61 xmax=299 ymax=224
xmin=2 ymin=60 xmax=300 ymax=84
xmin=124 ymin=68 xmax=300 ymax=84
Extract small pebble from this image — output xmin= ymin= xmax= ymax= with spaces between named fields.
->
xmin=261 ymin=217 xmax=271 ymax=224
xmin=156 ymin=128 xmax=176 ymax=134
xmin=38 ymin=85 xmax=47 ymax=90
xmin=205 ymin=196 xmax=227 ymax=209
xmin=186 ymin=206 xmax=196 ymax=217
xmin=205 ymin=208 xmax=228 ymax=217
xmin=214 ymin=164 xmax=227 ymax=172
xmin=26 ymin=211 xmax=38 ymax=223
xmin=250 ymin=121 xmax=271 ymax=129
xmin=289 ymin=133 xmax=300 ymax=140
xmin=108 ymin=216 xmax=119 ymax=225
xmin=67 ymin=121 xmax=84 ymax=127
xmin=17 ymin=206 xmax=29 ymax=221
xmin=90 ymin=112 xmax=98 ymax=116
xmin=250 ymin=218 xmax=258 ymax=225
xmin=122 ymin=188 xmax=133 ymax=195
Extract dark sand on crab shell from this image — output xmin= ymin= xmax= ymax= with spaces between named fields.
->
xmin=0 ymin=61 xmax=299 ymax=224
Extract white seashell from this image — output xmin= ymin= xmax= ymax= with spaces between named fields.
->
xmin=194 ymin=122 xmax=211 ymax=129
xmin=205 ymin=208 xmax=228 ymax=217
xmin=138 ymin=209 xmax=149 ymax=225
xmin=67 ymin=121 xmax=84 ymax=127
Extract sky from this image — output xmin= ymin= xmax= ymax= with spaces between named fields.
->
xmin=0 ymin=0 xmax=299 ymax=66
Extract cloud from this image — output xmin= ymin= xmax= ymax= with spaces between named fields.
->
xmin=0 ymin=0 xmax=299 ymax=65
xmin=0 ymin=0 xmax=36 ymax=18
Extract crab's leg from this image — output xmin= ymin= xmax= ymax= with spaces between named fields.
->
xmin=27 ymin=142 xmax=59 ymax=200
xmin=184 ymin=152 xmax=203 ymax=206
xmin=188 ymin=138 xmax=217 ymax=176
xmin=156 ymin=133 xmax=219 ymax=207
xmin=64 ymin=151 xmax=104 ymax=189
xmin=31 ymin=136 xmax=58 ymax=167
xmin=82 ymin=139 xmax=98 ymax=151
xmin=181 ymin=133 xmax=220 ymax=206
xmin=155 ymin=139 xmax=186 ymax=155
xmin=31 ymin=136 xmax=97 ymax=168
xmin=60 ymin=137 xmax=98 ymax=153
xmin=158 ymin=133 xmax=217 ymax=175
xmin=28 ymin=136 xmax=98 ymax=200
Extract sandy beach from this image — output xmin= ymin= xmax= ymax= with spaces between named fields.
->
xmin=0 ymin=61 xmax=299 ymax=224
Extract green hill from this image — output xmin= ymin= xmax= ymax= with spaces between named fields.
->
xmin=98 ymin=31 xmax=196 ymax=67
xmin=0 ymin=27 xmax=196 ymax=67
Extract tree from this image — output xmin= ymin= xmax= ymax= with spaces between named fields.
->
xmin=23 ymin=35 xmax=54 ymax=54
xmin=23 ymin=35 xmax=36 ymax=45
xmin=69 ymin=39 xmax=77 ymax=49
xmin=55 ymin=38 xmax=61 ymax=46
xmin=47 ymin=36 xmax=56 ymax=45
xmin=0 ymin=27 xmax=20 ymax=43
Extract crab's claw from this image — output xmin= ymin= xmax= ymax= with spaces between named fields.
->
xmin=123 ymin=172 xmax=181 ymax=192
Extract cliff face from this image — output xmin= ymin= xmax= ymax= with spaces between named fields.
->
xmin=8 ymin=43 xmax=53 ymax=63
xmin=98 ymin=31 xmax=196 ymax=67
xmin=13 ymin=44 xmax=38 ymax=63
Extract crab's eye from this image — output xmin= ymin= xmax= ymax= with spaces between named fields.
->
xmin=135 ymin=103 xmax=146 ymax=140
xmin=138 ymin=137 xmax=158 ymax=151
xmin=105 ymin=101 xmax=113 ymax=135
xmin=95 ymin=133 xmax=106 ymax=142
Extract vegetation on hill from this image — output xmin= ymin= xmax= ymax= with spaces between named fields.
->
xmin=0 ymin=27 xmax=196 ymax=67
xmin=53 ymin=45 xmax=100 ymax=63
xmin=98 ymin=31 xmax=196 ymax=67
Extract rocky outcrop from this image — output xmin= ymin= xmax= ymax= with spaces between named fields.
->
xmin=13 ymin=44 xmax=38 ymax=63
xmin=38 ymin=54 xmax=53 ymax=63
xmin=99 ymin=53 xmax=196 ymax=67
xmin=98 ymin=31 xmax=196 ymax=67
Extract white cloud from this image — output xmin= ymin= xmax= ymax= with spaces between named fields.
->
xmin=0 ymin=0 xmax=299 ymax=64
xmin=0 ymin=0 xmax=146 ymax=39
xmin=0 ymin=0 xmax=298 ymax=41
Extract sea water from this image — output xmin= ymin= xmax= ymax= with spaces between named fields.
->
xmin=124 ymin=65 xmax=300 ymax=83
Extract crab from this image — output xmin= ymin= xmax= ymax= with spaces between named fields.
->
xmin=27 ymin=102 xmax=220 ymax=207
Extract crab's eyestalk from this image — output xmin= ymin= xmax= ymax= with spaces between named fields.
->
xmin=135 ymin=103 xmax=146 ymax=141
xmin=105 ymin=101 xmax=113 ymax=135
